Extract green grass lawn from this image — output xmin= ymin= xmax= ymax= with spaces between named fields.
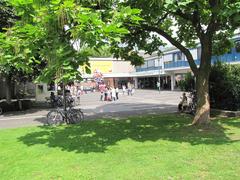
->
xmin=0 ymin=114 xmax=240 ymax=180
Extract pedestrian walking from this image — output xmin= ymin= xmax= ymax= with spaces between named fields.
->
xmin=131 ymin=88 xmax=135 ymax=96
xmin=100 ymin=91 xmax=104 ymax=101
xmin=116 ymin=87 xmax=119 ymax=100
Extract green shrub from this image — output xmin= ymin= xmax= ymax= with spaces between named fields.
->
xmin=178 ymin=72 xmax=195 ymax=92
xmin=177 ymin=62 xmax=240 ymax=111
xmin=209 ymin=61 xmax=240 ymax=111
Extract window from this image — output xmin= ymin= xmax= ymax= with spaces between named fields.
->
xmin=141 ymin=61 xmax=147 ymax=68
xmin=173 ymin=52 xmax=182 ymax=61
xmin=147 ymin=60 xmax=155 ymax=67
xmin=154 ymin=59 xmax=160 ymax=67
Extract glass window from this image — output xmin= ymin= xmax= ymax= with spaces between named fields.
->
xmin=154 ymin=59 xmax=160 ymax=67
xmin=147 ymin=60 xmax=155 ymax=67
xmin=173 ymin=52 xmax=182 ymax=61
xmin=141 ymin=61 xmax=147 ymax=68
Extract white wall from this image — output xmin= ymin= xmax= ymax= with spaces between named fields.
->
xmin=35 ymin=83 xmax=57 ymax=102
xmin=112 ymin=61 xmax=135 ymax=73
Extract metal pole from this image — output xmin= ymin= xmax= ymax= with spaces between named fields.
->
xmin=158 ymin=56 xmax=161 ymax=93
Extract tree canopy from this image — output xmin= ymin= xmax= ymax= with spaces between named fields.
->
xmin=109 ymin=0 xmax=240 ymax=125
xmin=0 ymin=0 xmax=141 ymax=83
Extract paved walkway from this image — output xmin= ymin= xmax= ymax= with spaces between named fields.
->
xmin=0 ymin=90 xmax=182 ymax=129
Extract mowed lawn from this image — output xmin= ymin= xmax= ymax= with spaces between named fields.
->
xmin=0 ymin=114 xmax=240 ymax=180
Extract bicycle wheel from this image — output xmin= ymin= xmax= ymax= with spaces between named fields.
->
xmin=68 ymin=109 xmax=84 ymax=124
xmin=47 ymin=110 xmax=64 ymax=125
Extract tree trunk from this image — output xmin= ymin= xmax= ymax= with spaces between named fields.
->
xmin=192 ymin=69 xmax=211 ymax=125
xmin=5 ymin=75 xmax=12 ymax=104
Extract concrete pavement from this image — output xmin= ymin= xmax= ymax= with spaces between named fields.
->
xmin=0 ymin=90 xmax=183 ymax=129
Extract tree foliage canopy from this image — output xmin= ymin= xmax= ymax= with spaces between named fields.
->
xmin=111 ymin=0 xmax=240 ymax=74
xmin=0 ymin=0 xmax=141 ymax=83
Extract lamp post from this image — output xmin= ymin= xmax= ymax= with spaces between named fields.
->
xmin=158 ymin=55 xmax=161 ymax=93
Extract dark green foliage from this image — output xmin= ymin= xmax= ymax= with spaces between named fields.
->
xmin=210 ymin=62 xmax=240 ymax=111
xmin=0 ymin=0 xmax=17 ymax=32
xmin=178 ymin=72 xmax=195 ymax=92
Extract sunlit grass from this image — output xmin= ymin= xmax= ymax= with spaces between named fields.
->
xmin=0 ymin=114 xmax=239 ymax=179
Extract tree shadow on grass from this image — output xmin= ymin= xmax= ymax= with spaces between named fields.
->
xmin=219 ymin=117 xmax=240 ymax=128
xmin=18 ymin=114 xmax=240 ymax=153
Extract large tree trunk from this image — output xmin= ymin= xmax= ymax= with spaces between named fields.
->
xmin=191 ymin=34 xmax=213 ymax=126
xmin=192 ymin=72 xmax=211 ymax=125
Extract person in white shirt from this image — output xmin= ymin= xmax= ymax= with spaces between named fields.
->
xmin=107 ymin=88 xmax=111 ymax=101
xmin=122 ymin=85 xmax=126 ymax=95
xmin=111 ymin=87 xmax=116 ymax=101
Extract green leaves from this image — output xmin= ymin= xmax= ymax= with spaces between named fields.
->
xmin=0 ymin=0 xmax=143 ymax=84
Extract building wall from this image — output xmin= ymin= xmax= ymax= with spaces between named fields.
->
xmin=112 ymin=61 xmax=135 ymax=73
xmin=35 ymin=83 xmax=57 ymax=102
xmin=89 ymin=61 xmax=113 ymax=73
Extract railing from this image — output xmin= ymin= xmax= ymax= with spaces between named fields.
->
xmin=164 ymin=52 xmax=240 ymax=69
xmin=136 ymin=66 xmax=162 ymax=72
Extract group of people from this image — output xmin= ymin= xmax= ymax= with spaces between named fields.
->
xmin=122 ymin=84 xmax=135 ymax=96
xmin=100 ymin=86 xmax=119 ymax=101
xmin=99 ymin=83 xmax=135 ymax=102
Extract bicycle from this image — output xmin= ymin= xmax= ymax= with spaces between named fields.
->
xmin=47 ymin=107 xmax=84 ymax=125
xmin=46 ymin=97 xmax=84 ymax=125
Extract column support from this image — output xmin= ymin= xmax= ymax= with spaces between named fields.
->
xmin=171 ymin=74 xmax=175 ymax=91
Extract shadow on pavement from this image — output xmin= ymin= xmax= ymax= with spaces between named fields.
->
xmin=32 ymin=103 xmax=177 ymax=124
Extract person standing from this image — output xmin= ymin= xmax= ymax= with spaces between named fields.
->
xmin=116 ymin=86 xmax=119 ymax=100
xmin=77 ymin=87 xmax=81 ymax=105
xmin=131 ymin=87 xmax=135 ymax=96
xmin=80 ymin=85 xmax=84 ymax=94
xmin=100 ymin=91 xmax=104 ymax=101
xmin=127 ymin=83 xmax=132 ymax=96
xmin=122 ymin=84 xmax=126 ymax=95
xmin=104 ymin=88 xmax=108 ymax=101
xmin=111 ymin=87 xmax=116 ymax=101
xmin=107 ymin=88 xmax=112 ymax=101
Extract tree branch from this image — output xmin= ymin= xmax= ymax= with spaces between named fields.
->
xmin=141 ymin=24 xmax=199 ymax=75
xmin=155 ymin=12 xmax=169 ymax=26
xmin=206 ymin=0 xmax=221 ymax=36
xmin=174 ymin=9 xmax=204 ymax=37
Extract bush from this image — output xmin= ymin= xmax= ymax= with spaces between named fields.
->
xmin=0 ymin=100 xmax=32 ymax=113
xmin=178 ymin=72 xmax=195 ymax=92
xmin=209 ymin=61 xmax=240 ymax=111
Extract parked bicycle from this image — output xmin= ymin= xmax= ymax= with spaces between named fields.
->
xmin=46 ymin=96 xmax=84 ymax=125
xmin=47 ymin=107 xmax=84 ymax=125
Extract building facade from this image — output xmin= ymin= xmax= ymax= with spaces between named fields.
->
xmin=132 ymin=37 xmax=240 ymax=91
